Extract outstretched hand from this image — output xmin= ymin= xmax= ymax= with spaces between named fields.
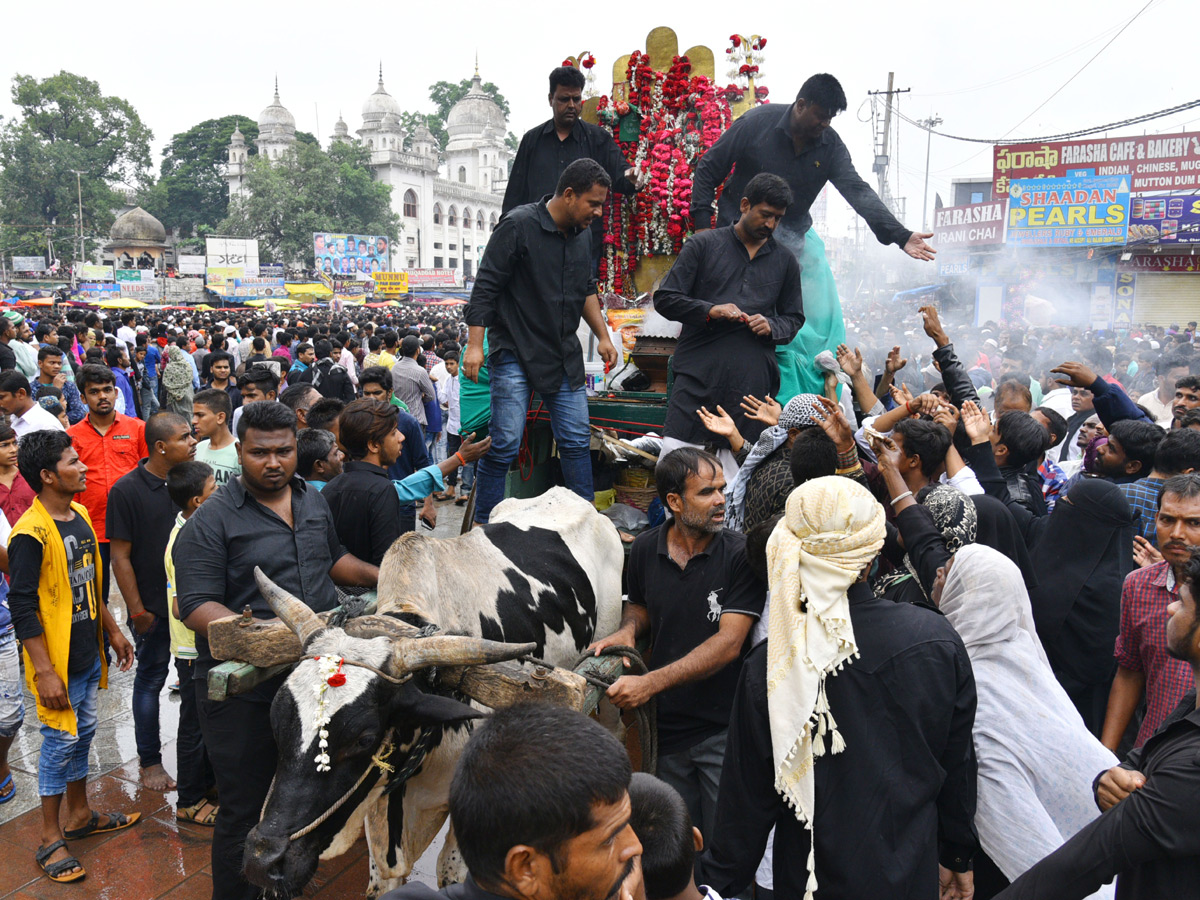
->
xmin=741 ymin=394 xmax=781 ymax=427
xmin=904 ymin=232 xmax=937 ymax=261
xmin=836 ymin=343 xmax=864 ymax=377
xmin=885 ymin=345 xmax=908 ymax=374
xmin=697 ymin=405 xmax=738 ymax=440
xmin=920 ymin=304 xmax=950 ymax=347
xmin=960 ymin=400 xmax=992 ymax=444
xmin=1052 ymin=361 xmax=1099 ymax=390
xmin=811 ymin=396 xmax=855 ymax=452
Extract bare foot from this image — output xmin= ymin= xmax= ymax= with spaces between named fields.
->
xmin=140 ymin=764 xmax=177 ymax=792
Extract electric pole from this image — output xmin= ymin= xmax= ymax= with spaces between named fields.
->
xmin=919 ymin=115 xmax=943 ymax=232
xmin=868 ymin=73 xmax=910 ymax=209
xmin=70 ymin=170 xmax=84 ymax=284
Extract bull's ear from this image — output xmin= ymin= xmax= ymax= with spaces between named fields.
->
xmin=392 ymin=682 xmax=482 ymax=726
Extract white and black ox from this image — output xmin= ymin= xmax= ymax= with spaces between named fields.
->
xmin=243 ymin=488 xmax=623 ymax=898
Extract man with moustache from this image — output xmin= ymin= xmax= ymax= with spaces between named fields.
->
xmin=588 ymin=448 xmax=764 ymax=842
xmin=1102 ymin=474 xmax=1200 ymax=753
xmin=654 ymin=173 xmax=805 ymax=480
xmin=463 ymin=158 xmax=619 ymax=526
xmin=1171 ymin=376 xmax=1200 ymax=430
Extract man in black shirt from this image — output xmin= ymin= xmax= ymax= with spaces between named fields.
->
xmin=464 ymin=158 xmax=619 ymax=525
xmin=504 ymin=65 xmax=644 ymax=261
xmin=994 ymin=546 xmax=1200 ymax=900
xmin=9 ymin=430 xmax=136 ymax=883
xmin=0 ymin=313 xmax=19 ymax=372
xmin=656 ymin=173 xmax=805 ymax=478
xmin=107 ymin=412 xmax=196 ymax=792
xmin=589 ymin=448 xmax=764 ymax=842
xmin=697 ymin=475 xmax=977 ymax=900
xmin=693 ymin=73 xmax=934 ymax=262
xmin=175 ymin=401 xmax=379 ymax=900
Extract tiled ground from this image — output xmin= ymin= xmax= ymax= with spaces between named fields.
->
xmin=0 ymin=502 xmax=465 ymax=898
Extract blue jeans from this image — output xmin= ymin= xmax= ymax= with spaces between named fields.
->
xmin=140 ymin=378 xmax=159 ymax=419
xmin=132 ymin=614 xmax=171 ymax=768
xmin=473 ymin=350 xmax=592 ymax=523
xmin=0 ymin=629 xmax=25 ymax=739
xmin=38 ymin=657 xmax=101 ymax=796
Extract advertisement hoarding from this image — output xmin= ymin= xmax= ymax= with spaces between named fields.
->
xmin=1127 ymin=195 xmax=1200 ymax=245
xmin=314 ymin=233 xmax=389 ymax=279
xmin=205 ymin=238 xmax=259 ymax=277
xmin=76 ymin=264 xmax=113 ymax=281
xmin=1117 ymin=254 xmax=1200 ymax=273
xmin=74 ymin=283 xmax=120 ymax=301
xmin=12 ymin=256 xmax=46 ymax=272
xmin=210 ymin=276 xmax=287 ymax=298
xmin=993 ymin=132 xmax=1200 ymax=197
xmin=1006 ymin=173 xmax=1131 ymax=247
xmin=932 ymin=200 xmax=1007 ymax=250
xmin=372 ymin=272 xmax=409 ymax=294
xmin=405 ymin=268 xmax=460 ymax=288
xmin=178 ymin=255 xmax=205 ymax=275
xmin=120 ymin=281 xmax=159 ymax=300
xmin=115 ymin=269 xmax=142 ymax=282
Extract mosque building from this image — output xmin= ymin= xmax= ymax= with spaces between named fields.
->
xmin=225 ymin=66 xmax=510 ymax=276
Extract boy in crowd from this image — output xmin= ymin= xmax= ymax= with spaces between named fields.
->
xmin=192 ymin=389 xmax=240 ymax=486
xmin=628 ymin=773 xmax=720 ymax=900
xmin=165 ymin=460 xmax=219 ymax=827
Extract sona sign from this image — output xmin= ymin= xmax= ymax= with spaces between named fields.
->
xmin=932 ymin=201 xmax=1006 ymax=249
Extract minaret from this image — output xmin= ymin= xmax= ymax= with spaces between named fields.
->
xmin=225 ymin=122 xmax=249 ymax=197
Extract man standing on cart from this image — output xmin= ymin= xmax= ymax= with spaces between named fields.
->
xmin=463 ymin=158 xmax=620 ymax=525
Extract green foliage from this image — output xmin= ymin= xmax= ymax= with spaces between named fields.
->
xmin=0 ymin=70 xmax=153 ymax=262
xmin=219 ymin=141 xmax=399 ymax=266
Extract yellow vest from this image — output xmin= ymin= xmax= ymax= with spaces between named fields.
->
xmin=11 ymin=497 xmax=107 ymax=735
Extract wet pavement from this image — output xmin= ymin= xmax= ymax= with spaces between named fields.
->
xmin=0 ymin=500 xmax=465 ymax=898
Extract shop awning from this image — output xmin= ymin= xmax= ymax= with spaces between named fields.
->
xmin=286 ymin=282 xmax=333 ymax=298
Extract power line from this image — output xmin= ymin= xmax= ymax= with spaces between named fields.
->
xmin=898 ymin=97 xmax=1200 ymax=145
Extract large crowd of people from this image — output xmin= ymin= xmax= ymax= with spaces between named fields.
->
xmin=2 ymin=65 xmax=1200 ymax=900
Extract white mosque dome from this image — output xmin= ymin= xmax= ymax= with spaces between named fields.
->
xmin=446 ymin=73 xmax=507 ymax=138
xmin=258 ymin=82 xmax=296 ymax=135
xmin=362 ymin=67 xmax=403 ymax=125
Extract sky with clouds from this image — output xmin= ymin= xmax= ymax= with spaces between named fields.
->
xmin=2 ymin=0 xmax=1193 ymax=238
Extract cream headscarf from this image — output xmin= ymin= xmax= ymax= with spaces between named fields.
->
xmin=765 ymin=476 xmax=886 ymax=900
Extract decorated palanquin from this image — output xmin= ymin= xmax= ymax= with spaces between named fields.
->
xmin=564 ymin=26 xmax=769 ymax=295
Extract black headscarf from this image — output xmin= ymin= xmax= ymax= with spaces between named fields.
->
xmin=971 ymin=494 xmax=1038 ymax=591
xmin=1027 ymin=478 xmax=1136 ymax=686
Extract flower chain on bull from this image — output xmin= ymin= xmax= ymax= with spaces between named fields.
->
xmin=312 ymin=656 xmax=347 ymax=772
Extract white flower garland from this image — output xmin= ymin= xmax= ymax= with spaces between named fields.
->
xmin=311 ymin=655 xmax=346 ymax=773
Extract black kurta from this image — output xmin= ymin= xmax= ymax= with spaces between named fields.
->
xmin=698 ymin=582 xmax=978 ymax=899
xmin=655 ymin=227 xmax=804 ymax=447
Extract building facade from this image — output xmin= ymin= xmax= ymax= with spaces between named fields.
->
xmin=226 ymin=67 xmax=510 ymax=275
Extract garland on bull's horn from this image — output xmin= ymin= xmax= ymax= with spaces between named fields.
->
xmin=312 ymin=656 xmax=348 ymax=772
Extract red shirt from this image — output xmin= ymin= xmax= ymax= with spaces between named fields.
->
xmin=1115 ymin=561 xmax=1194 ymax=746
xmin=67 ymin=413 xmax=148 ymax=542
xmin=0 ymin=474 xmax=35 ymax=526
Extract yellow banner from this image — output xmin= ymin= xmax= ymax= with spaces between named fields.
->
xmin=373 ymin=271 xmax=409 ymax=294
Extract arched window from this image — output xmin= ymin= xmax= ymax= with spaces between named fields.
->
xmin=463 ymin=208 xmax=472 ymax=229
xmin=477 ymin=212 xmax=485 ymax=230
xmin=489 ymin=213 xmax=498 ymax=232
xmin=458 ymin=166 xmax=467 ymax=183
xmin=433 ymin=204 xmax=442 ymax=225
xmin=403 ymin=190 xmax=418 ymax=219
xmin=448 ymin=206 xmax=458 ymax=227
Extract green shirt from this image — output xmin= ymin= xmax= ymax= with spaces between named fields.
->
xmin=195 ymin=438 xmax=241 ymax=487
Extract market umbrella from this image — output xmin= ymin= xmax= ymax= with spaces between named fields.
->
xmin=98 ymin=298 xmax=149 ymax=309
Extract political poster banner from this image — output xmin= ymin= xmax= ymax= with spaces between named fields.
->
xmin=1006 ymin=172 xmax=1131 ymax=247
xmin=314 ymin=233 xmax=389 ymax=279
xmin=1127 ymin=194 xmax=1200 ymax=245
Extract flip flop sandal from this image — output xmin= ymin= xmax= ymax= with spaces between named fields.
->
xmin=35 ymin=839 xmax=86 ymax=883
xmin=454 ymin=496 xmax=468 ymax=506
xmin=63 ymin=810 xmax=141 ymax=840
xmin=0 ymin=772 xmax=14 ymax=804
xmin=176 ymin=800 xmax=220 ymax=827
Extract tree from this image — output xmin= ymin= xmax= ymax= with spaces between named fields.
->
xmin=140 ymin=117 xmax=320 ymax=237
xmin=219 ymin=141 xmax=399 ymax=266
xmin=0 ymin=71 xmax=153 ymax=263
xmin=402 ymin=79 xmax=517 ymax=152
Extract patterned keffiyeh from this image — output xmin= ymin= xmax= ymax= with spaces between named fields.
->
xmin=765 ymin=477 xmax=886 ymax=900
xmin=874 ymin=484 xmax=977 ymax=600
xmin=726 ymin=393 xmax=823 ymax=532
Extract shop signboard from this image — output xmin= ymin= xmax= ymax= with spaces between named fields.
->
xmin=333 ymin=279 xmax=367 ymax=297
xmin=120 ymin=281 xmax=159 ymax=300
xmin=932 ymin=200 xmax=1006 ymax=249
xmin=314 ymin=233 xmax=389 ymax=279
xmin=74 ymin=283 xmax=120 ymax=301
xmin=1006 ymin=172 xmax=1130 ymax=247
xmin=993 ymin=131 xmax=1200 ymax=197
xmin=1114 ymin=271 xmax=1135 ymax=328
xmin=214 ymin=276 xmax=287 ymax=298
xmin=12 ymin=256 xmax=46 ymax=272
xmin=373 ymin=272 xmax=409 ymax=294
xmin=1117 ymin=253 xmax=1200 ymax=273
xmin=938 ymin=258 xmax=971 ymax=277
xmin=259 ymin=262 xmax=285 ymax=277
xmin=405 ymin=268 xmax=460 ymax=288
xmin=178 ymin=255 xmax=205 ymax=275
xmin=1127 ymin=195 xmax=1200 ymax=245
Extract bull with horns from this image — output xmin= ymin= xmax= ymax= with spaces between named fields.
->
xmin=236 ymin=488 xmax=623 ymax=898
